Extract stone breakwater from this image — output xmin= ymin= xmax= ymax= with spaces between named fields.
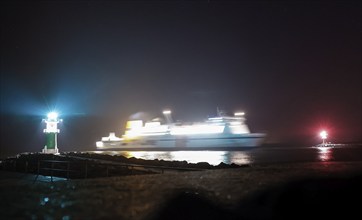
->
xmin=0 ymin=152 xmax=243 ymax=179
xmin=1 ymin=160 xmax=362 ymax=220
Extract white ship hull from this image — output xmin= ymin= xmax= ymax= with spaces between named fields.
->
xmin=96 ymin=110 xmax=266 ymax=150
xmin=96 ymin=133 xmax=265 ymax=150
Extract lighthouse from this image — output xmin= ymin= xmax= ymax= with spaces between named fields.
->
xmin=42 ymin=112 xmax=62 ymax=154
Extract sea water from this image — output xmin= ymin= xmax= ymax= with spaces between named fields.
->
xmin=91 ymin=144 xmax=362 ymax=166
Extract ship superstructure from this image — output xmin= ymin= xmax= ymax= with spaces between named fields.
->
xmin=96 ymin=110 xmax=266 ymax=149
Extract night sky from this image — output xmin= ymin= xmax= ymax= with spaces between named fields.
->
xmin=1 ymin=1 xmax=361 ymax=156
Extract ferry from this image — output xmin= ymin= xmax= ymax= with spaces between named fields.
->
xmin=96 ymin=110 xmax=266 ymax=150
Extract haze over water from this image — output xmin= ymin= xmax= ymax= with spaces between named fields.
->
xmin=92 ymin=145 xmax=362 ymax=166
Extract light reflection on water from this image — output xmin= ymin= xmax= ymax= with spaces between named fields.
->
xmin=316 ymin=147 xmax=333 ymax=161
xmin=93 ymin=150 xmax=251 ymax=165
xmin=91 ymin=145 xmax=362 ymax=165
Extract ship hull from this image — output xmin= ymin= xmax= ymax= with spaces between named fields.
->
xmin=96 ymin=133 xmax=265 ymax=150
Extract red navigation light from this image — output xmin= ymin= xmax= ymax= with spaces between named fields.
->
xmin=320 ymin=130 xmax=328 ymax=140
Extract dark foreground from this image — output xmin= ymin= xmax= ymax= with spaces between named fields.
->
xmin=1 ymin=160 xmax=362 ymax=220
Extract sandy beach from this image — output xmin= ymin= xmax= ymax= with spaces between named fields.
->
xmin=1 ymin=161 xmax=362 ymax=220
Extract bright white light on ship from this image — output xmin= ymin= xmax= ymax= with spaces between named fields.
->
xmin=320 ymin=130 xmax=327 ymax=139
xmin=163 ymin=110 xmax=171 ymax=115
xmin=234 ymin=112 xmax=245 ymax=116
xmin=47 ymin=112 xmax=58 ymax=120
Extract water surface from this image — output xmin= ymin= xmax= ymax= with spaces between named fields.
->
xmin=91 ymin=145 xmax=362 ymax=166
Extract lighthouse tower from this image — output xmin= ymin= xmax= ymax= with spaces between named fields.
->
xmin=42 ymin=112 xmax=62 ymax=154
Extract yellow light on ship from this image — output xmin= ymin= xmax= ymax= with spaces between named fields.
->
xmin=124 ymin=120 xmax=143 ymax=140
xmin=126 ymin=120 xmax=143 ymax=129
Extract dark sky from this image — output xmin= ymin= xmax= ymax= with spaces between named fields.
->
xmin=1 ymin=0 xmax=361 ymax=155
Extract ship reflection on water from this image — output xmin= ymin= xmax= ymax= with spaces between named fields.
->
xmin=96 ymin=151 xmax=251 ymax=165
xmin=125 ymin=151 xmax=233 ymax=165
xmin=122 ymin=151 xmax=250 ymax=165
xmin=92 ymin=145 xmax=362 ymax=166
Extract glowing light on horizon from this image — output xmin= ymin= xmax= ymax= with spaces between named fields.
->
xmin=320 ymin=130 xmax=328 ymax=139
xmin=319 ymin=130 xmax=328 ymax=145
